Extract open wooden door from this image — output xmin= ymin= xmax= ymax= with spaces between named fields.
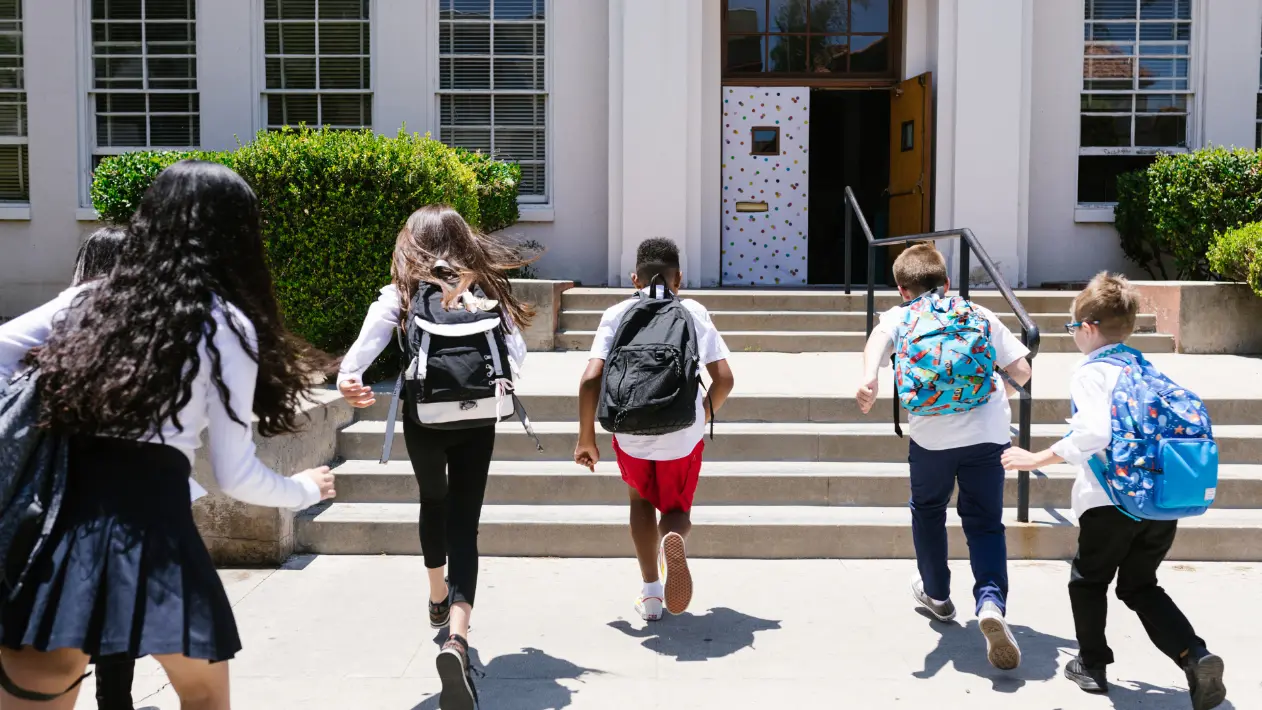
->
xmin=887 ymin=72 xmax=933 ymax=270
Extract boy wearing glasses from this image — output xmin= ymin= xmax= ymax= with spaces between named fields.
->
xmin=1002 ymin=273 xmax=1225 ymax=709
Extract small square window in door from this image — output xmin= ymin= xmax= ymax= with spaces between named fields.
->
xmin=900 ymin=120 xmax=914 ymax=152
xmin=750 ymin=127 xmax=779 ymax=155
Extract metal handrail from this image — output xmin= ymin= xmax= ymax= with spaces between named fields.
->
xmin=843 ymin=186 xmax=1042 ymax=523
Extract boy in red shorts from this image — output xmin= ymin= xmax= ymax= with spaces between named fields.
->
xmin=575 ymin=238 xmax=734 ymax=621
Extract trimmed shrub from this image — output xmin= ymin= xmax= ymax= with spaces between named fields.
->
xmin=1208 ymin=222 xmax=1262 ymax=297
xmin=91 ymin=149 xmax=225 ymax=225
xmin=454 ymin=148 xmax=521 ymax=233
xmin=1113 ymin=169 xmax=1168 ymax=279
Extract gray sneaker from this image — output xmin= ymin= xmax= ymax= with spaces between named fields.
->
xmin=911 ymin=578 xmax=957 ymax=622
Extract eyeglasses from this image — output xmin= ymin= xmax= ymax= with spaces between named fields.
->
xmin=1064 ymin=320 xmax=1100 ymax=334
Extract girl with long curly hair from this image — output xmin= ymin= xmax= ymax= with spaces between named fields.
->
xmin=0 ymin=160 xmax=335 ymax=709
xmin=337 ymin=204 xmax=534 ymax=709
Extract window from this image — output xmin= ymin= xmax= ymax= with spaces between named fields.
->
xmin=0 ymin=0 xmax=26 ymax=203
xmin=90 ymin=0 xmax=200 ymax=167
xmin=263 ymin=0 xmax=372 ymax=130
xmin=1078 ymin=0 xmax=1193 ymax=203
xmin=438 ymin=0 xmax=547 ymax=201
xmin=750 ymin=127 xmax=779 ymax=155
xmin=723 ymin=0 xmax=896 ymax=78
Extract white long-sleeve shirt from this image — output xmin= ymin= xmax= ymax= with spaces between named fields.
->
xmin=337 ymin=284 xmax=527 ymax=385
xmin=0 ymin=286 xmax=322 ymax=511
xmin=1050 ymin=346 xmax=1124 ymax=518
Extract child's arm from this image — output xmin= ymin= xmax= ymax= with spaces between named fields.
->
xmin=575 ymin=359 xmax=605 ymax=471
xmin=856 ymin=327 xmax=894 ymax=414
xmin=704 ymin=359 xmax=735 ymax=421
xmin=1002 ymin=364 xmax=1111 ymax=471
xmin=1000 ymin=356 xmax=1033 ymax=396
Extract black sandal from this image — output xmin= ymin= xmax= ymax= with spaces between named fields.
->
xmin=429 ymin=577 xmax=452 ymax=629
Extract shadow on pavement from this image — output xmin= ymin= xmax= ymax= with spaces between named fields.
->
xmin=1104 ymin=678 xmax=1236 ymax=710
xmin=913 ymin=618 xmax=1076 ymax=693
xmin=411 ymin=645 xmax=605 ymax=710
xmin=607 ymin=606 xmax=782 ymax=662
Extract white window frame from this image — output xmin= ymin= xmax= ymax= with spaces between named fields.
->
xmin=258 ymin=0 xmax=375 ymax=132
xmin=0 ymin=0 xmax=28 ymax=206
xmin=434 ymin=0 xmax=550 ymax=206
xmin=1076 ymin=0 xmax=1205 ymax=209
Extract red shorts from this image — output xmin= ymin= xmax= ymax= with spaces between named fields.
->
xmin=611 ymin=437 xmax=704 ymax=514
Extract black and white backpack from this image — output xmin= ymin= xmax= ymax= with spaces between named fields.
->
xmin=597 ymin=278 xmax=713 ymax=437
xmin=379 ymin=280 xmax=540 ymax=462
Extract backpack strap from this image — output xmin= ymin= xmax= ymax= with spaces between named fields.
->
xmin=891 ymin=352 xmax=903 ymax=439
xmin=381 ymin=321 xmax=415 ymax=465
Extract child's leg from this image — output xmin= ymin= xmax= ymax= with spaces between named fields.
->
xmin=908 ymin=440 xmax=958 ymax=602
xmin=657 ymin=441 xmax=703 ymax=616
xmin=402 ymin=418 xmax=451 ymax=604
xmin=628 ymin=485 xmax=662 ymax=583
xmin=94 ymin=655 xmax=135 ymax=710
xmin=1069 ymin=507 xmax=1137 ymax=669
xmin=1115 ymin=520 xmax=1207 ymax=665
xmin=954 ymin=443 xmax=1009 ymax=614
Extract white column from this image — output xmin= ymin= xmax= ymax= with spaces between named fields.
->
xmin=374 ymin=0 xmax=433 ymax=136
xmin=937 ymin=0 xmax=1032 ymax=287
xmin=198 ymin=0 xmax=258 ymax=150
xmin=1199 ymin=0 xmax=1262 ymax=149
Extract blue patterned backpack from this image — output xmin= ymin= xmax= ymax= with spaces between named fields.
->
xmin=892 ymin=294 xmax=998 ymax=427
xmin=1084 ymin=345 xmax=1218 ymax=521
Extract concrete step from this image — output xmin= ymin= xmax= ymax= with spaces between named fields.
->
xmin=330 ymin=460 xmax=1262 ymax=509
xmin=339 ymin=421 xmax=1262 ymax=464
xmin=295 ymin=503 xmax=1262 ymax=561
xmin=554 ymin=330 xmax=1176 ymax=353
xmin=559 ymin=309 xmax=1157 ymax=334
xmin=561 ymin=288 xmax=1085 ymax=314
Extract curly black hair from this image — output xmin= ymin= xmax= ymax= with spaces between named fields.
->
xmin=37 ymin=160 xmax=325 ymax=439
xmin=634 ymin=237 xmax=681 ymax=283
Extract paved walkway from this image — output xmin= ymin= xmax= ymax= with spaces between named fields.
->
xmin=79 ymin=557 xmax=1258 ymax=709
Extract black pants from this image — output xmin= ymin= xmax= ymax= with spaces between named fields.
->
xmin=94 ymin=655 xmax=134 ymax=710
xmin=1069 ymin=506 xmax=1205 ymax=669
xmin=402 ymin=418 xmax=496 ymax=607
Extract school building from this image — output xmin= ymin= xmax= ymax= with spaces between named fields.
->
xmin=2 ymin=0 xmax=1262 ymax=315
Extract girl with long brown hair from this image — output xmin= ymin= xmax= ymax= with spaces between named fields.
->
xmin=337 ymin=204 xmax=534 ymax=709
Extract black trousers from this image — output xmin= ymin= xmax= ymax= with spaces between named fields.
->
xmin=94 ymin=655 xmax=133 ymax=710
xmin=1069 ymin=506 xmax=1205 ymax=669
xmin=402 ymin=418 xmax=496 ymax=607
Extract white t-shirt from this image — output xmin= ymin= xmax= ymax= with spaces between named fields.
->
xmin=873 ymin=295 xmax=1031 ymax=451
xmin=1050 ymin=350 xmax=1124 ymax=518
xmin=589 ymin=292 xmax=731 ymax=461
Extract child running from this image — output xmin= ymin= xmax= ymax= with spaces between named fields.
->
xmin=856 ymin=243 xmax=1031 ymax=670
xmin=338 ymin=205 xmax=533 ymax=710
xmin=575 ymin=238 xmax=734 ymax=621
xmin=1002 ymin=273 xmax=1226 ymax=709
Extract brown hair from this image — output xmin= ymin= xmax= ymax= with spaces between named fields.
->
xmin=1072 ymin=272 xmax=1139 ymax=341
xmin=392 ymin=204 xmax=536 ymax=330
xmin=892 ymin=242 xmax=949 ymax=295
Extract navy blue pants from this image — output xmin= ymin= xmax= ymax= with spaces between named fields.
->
xmin=909 ymin=439 xmax=1010 ymax=615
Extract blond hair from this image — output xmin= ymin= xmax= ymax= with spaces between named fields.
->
xmin=892 ymin=243 xmax=948 ymax=295
xmin=1072 ymin=272 xmax=1139 ymax=341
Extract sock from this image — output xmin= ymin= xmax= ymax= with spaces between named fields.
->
xmin=642 ymin=580 xmax=663 ymax=599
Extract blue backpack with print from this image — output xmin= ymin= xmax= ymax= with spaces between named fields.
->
xmin=1085 ymin=346 xmax=1218 ymax=521
xmin=893 ymin=294 xmax=998 ymax=418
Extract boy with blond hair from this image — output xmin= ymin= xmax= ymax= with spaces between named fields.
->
xmin=856 ymin=243 xmax=1031 ymax=670
xmin=1003 ymin=273 xmax=1225 ymax=708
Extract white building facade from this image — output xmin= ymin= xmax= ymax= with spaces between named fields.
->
xmin=3 ymin=0 xmax=1262 ymax=315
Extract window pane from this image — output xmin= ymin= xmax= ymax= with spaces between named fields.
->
xmin=495 ymin=0 xmax=542 ymax=20
xmin=441 ymin=94 xmax=491 ymax=126
xmin=267 ymin=93 xmax=318 ymax=126
xmin=443 ymin=127 xmax=492 ymax=153
xmin=494 ymin=128 xmax=543 ymax=161
xmin=850 ymin=0 xmax=889 ymax=33
xmin=726 ymin=0 xmax=766 ymax=33
xmin=278 ymin=57 xmax=317 ymax=88
xmin=1135 ymin=93 xmax=1186 ymax=112
xmin=519 ymin=163 xmax=544 ymax=197
xmin=1081 ymin=94 xmax=1132 ymax=112
xmin=149 ymin=93 xmax=198 ymax=113
xmin=494 ymin=24 xmax=538 ymax=56
xmin=494 ymin=94 xmax=542 ymax=126
xmin=440 ymin=57 xmax=490 ymax=89
xmin=1078 ymin=154 xmax=1157 ymax=202
xmin=1139 ymin=0 xmax=1191 ymax=20
xmin=145 ymin=0 xmax=195 ymax=20
xmin=493 ymin=58 xmax=540 ymax=90
xmin=767 ymin=34 xmax=806 ymax=73
xmin=319 ymin=22 xmax=368 ymax=55
xmin=319 ymin=57 xmax=369 ymax=89
xmin=849 ymin=34 xmax=887 ymax=72
xmin=768 ymin=0 xmax=806 ymax=32
xmin=1086 ymin=22 xmax=1136 ymax=41
xmin=95 ymin=92 xmax=146 ymax=113
xmin=1135 ymin=114 xmax=1186 ymax=146
xmin=442 ymin=0 xmax=490 ymax=20
xmin=1139 ymin=22 xmax=1190 ymax=41
xmin=94 ymin=0 xmax=142 ymax=20
xmin=1084 ymin=56 xmax=1134 ymax=82
xmin=1081 ymin=115 xmax=1131 ymax=146
xmin=809 ymin=0 xmax=847 ymax=33
xmin=443 ymin=23 xmax=490 ymax=55
xmin=726 ymin=35 xmax=765 ymax=73
xmin=810 ymin=35 xmax=847 ymax=72
xmin=279 ymin=23 xmax=317 ymax=55
xmin=1086 ymin=0 xmax=1136 ymax=20
xmin=321 ymin=93 xmax=370 ymax=126
xmin=318 ymin=0 xmax=368 ymax=20
xmin=97 ymin=114 xmax=147 ymax=146
xmin=150 ymin=114 xmax=198 ymax=146
xmin=0 ymin=144 xmax=28 ymax=202
xmin=277 ymin=0 xmax=316 ymax=20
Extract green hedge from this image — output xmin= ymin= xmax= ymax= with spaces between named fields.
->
xmin=91 ymin=127 xmax=526 ymax=356
xmin=1115 ymin=147 xmax=1262 ymax=280
xmin=455 ymin=148 xmax=521 ymax=233
xmin=1209 ymin=222 xmax=1262 ymax=297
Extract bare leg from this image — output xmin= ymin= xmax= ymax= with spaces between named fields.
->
xmin=449 ymin=603 xmax=472 ymax=641
xmin=427 ymin=566 xmax=449 ymax=605
xmin=0 ymin=647 xmax=90 ymax=710
xmin=628 ymin=487 xmax=661 ymax=583
xmin=151 ymin=654 xmax=230 ymax=710
xmin=659 ymin=510 xmax=692 ymax=540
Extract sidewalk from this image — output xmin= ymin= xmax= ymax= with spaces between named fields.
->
xmin=83 ymin=557 xmax=1259 ymax=709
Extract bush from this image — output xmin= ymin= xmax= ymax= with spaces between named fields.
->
xmin=454 ymin=148 xmax=521 ymax=233
xmin=1208 ymin=222 xmax=1262 ymax=296
xmin=91 ymin=127 xmax=529 ymax=355
xmin=1115 ymin=148 xmax=1262 ymax=280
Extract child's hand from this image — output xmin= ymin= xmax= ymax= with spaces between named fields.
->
xmin=856 ymin=376 xmax=879 ymax=414
xmin=1001 ymin=447 xmax=1041 ymax=471
xmin=296 ymin=466 xmax=336 ymax=500
xmin=338 ymin=379 xmax=376 ymax=409
xmin=574 ymin=440 xmax=600 ymax=472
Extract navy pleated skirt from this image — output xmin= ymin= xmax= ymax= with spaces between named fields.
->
xmin=0 ymin=436 xmax=241 ymax=662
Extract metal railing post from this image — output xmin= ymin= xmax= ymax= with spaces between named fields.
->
xmin=1018 ymin=366 xmax=1033 ymax=523
xmin=866 ymin=246 xmax=877 ymax=336
xmin=844 ymin=200 xmax=853 ymax=295
xmin=959 ymin=242 xmax=971 ymax=300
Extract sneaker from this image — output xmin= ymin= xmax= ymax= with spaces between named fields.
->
xmin=436 ymin=634 xmax=478 ymax=710
xmin=911 ymin=578 xmax=957 ymax=622
xmin=660 ymin=532 xmax=693 ymax=615
xmin=977 ymin=601 xmax=1022 ymax=671
xmin=1064 ymin=656 xmax=1109 ymax=694
xmin=1183 ymin=649 xmax=1226 ymax=710
xmin=635 ymin=591 xmax=664 ymax=622
xmin=429 ymin=578 xmax=452 ymax=629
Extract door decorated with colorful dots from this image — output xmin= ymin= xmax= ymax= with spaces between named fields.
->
xmin=722 ymin=86 xmax=809 ymax=286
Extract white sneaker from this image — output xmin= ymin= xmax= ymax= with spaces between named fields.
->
xmin=636 ymin=591 xmax=664 ymax=622
xmin=978 ymin=601 xmax=1021 ymax=670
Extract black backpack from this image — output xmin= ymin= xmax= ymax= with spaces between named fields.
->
xmin=380 ymin=282 xmax=540 ymax=463
xmin=597 ymin=279 xmax=713 ymax=437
